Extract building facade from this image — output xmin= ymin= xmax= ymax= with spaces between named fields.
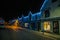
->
xmin=18 ymin=0 xmax=60 ymax=34
xmin=40 ymin=0 xmax=60 ymax=34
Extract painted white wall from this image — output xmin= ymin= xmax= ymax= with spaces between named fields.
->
xmin=50 ymin=7 xmax=60 ymax=17
xmin=50 ymin=0 xmax=60 ymax=18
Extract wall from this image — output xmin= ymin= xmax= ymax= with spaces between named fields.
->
xmin=50 ymin=7 xmax=60 ymax=18
xmin=50 ymin=0 xmax=60 ymax=18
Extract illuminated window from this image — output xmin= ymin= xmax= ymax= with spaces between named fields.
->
xmin=25 ymin=23 xmax=28 ymax=27
xmin=44 ymin=22 xmax=50 ymax=31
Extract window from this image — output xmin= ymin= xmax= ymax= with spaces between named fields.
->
xmin=58 ymin=4 xmax=60 ymax=7
xmin=44 ymin=22 xmax=50 ymax=31
xmin=53 ymin=21 xmax=59 ymax=34
xmin=25 ymin=23 xmax=29 ymax=27
xmin=44 ymin=9 xmax=50 ymax=18
xmin=52 ymin=0 xmax=57 ymax=3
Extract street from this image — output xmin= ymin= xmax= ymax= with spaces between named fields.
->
xmin=0 ymin=27 xmax=54 ymax=40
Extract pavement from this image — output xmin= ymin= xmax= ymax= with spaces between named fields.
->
xmin=24 ymin=28 xmax=60 ymax=40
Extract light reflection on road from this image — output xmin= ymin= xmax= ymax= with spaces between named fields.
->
xmin=5 ymin=20 xmax=23 ymax=31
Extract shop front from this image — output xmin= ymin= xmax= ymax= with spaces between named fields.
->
xmin=41 ymin=17 xmax=60 ymax=34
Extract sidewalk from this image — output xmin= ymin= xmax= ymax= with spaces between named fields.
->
xmin=41 ymin=32 xmax=60 ymax=39
xmin=23 ymin=28 xmax=60 ymax=40
xmin=38 ymin=32 xmax=60 ymax=40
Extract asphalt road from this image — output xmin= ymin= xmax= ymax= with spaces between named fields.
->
xmin=0 ymin=27 xmax=53 ymax=40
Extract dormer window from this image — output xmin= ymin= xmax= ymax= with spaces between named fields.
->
xmin=44 ymin=9 xmax=50 ymax=18
xmin=52 ymin=0 xmax=57 ymax=3
xmin=58 ymin=4 xmax=60 ymax=7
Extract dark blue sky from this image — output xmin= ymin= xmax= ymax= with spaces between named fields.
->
xmin=0 ymin=0 xmax=44 ymax=21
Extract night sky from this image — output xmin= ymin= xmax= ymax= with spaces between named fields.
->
xmin=0 ymin=0 xmax=44 ymax=21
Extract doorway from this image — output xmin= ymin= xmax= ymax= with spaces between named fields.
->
xmin=53 ymin=21 xmax=59 ymax=34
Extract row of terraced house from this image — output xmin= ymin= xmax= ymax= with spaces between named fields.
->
xmin=18 ymin=0 xmax=60 ymax=34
